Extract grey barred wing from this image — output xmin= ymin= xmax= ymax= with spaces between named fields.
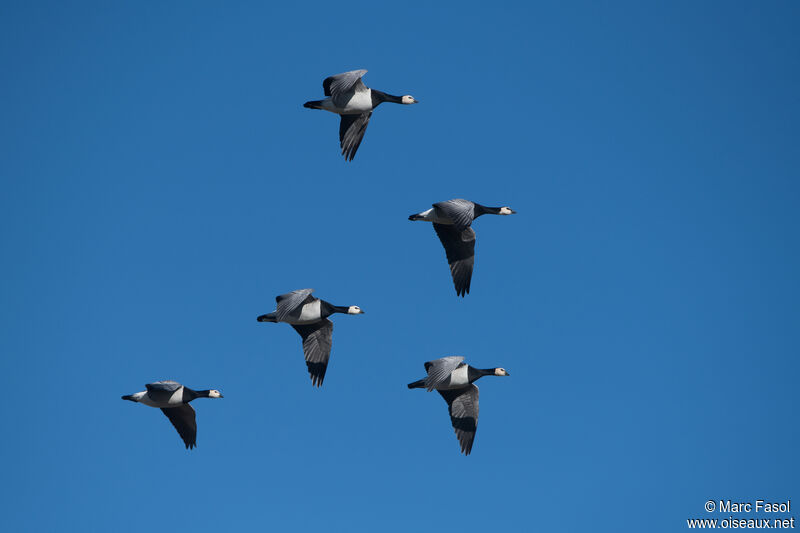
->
xmin=339 ymin=112 xmax=372 ymax=162
xmin=438 ymin=384 xmax=479 ymax=455
xmin=433 ymin=199 xmax=475 ymax=231
xmin=323 ymin=69 xmax=368 ymax=106
xmin=292 ymin=319 xmax=334 ymax=387
xmin=275 ymin=289 xmax=315 ymax=323
xmin=146 ymin=380 xmax=182 ymax=402
xmin=433 ymin=224 xmax=476 ymax=297
xmin=423 ymin=356 xmax=465 ymax=391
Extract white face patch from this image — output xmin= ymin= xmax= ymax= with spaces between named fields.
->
xmin=499 ymin=207 xmax=514 ymax=215
xmin=347 ymin=306 xmax=364 ymax=315
xmin=401 ymin=95 xmax=418 ymax=104
xmin=208 ymin=390 xmax=222 ymax=398
xmin=495 ymin=368 xmax=510 ymax=376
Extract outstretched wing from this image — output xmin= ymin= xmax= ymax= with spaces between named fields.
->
xmin=146 ymin=380 xmax=182 ymax=403
xmin=438 ymin=384 xmax=480 ymax=455
xmin=275 ymin=289 xmax=315 ymax=323
xmin=433 ymin=224 xmax=476 ymax=297
xmin=160 ymin=404 xmax=197 ymax=449
xmin=292 ymin=319 xmax=334 ymax=387
xmin=433 ymin=199 xmax=475 ymax=231
xmin=339 ymin=112 xmax=372 ymax=161
xmin=323 ymin=69 xmax=368 ymax=100
xmin=423 ymin=356 xmax=465 ymax=391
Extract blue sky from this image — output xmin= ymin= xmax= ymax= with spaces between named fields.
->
xmin=1 ymin=1 xmax=798 ymax=531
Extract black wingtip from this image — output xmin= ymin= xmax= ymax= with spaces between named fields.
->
xmin=307 ymin=362 xmax=327 ymax=387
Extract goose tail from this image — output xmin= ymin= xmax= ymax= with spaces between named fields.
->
xmin=303 ymin=100 xmax=324 ymax=110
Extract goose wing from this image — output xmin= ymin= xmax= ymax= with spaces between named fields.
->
xmin=433 ymin=199 xmax=475 ymax=231
xmin=339 ymin=112 xmax=372 ymax=162
xmin=432 ymin=224 xmax=476 ymax=297
xmin=423 ymin=356 xmax=465 ymax=391
xmin=275 ymin=289 xmax=315 ymax=323
xmin=292 ymin=319 xmax=334 ymax=387
xmin=438 ymin=384 xmax=480 ymax=455
xmin=323 ymin=69 xmax=368 ymax=105
xmin=160 ymin=404 xmax=197 ymax=449
xmin=146 ymin=380 xmax=182 ymax=403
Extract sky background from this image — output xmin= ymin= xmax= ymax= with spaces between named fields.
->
xmin=1 ymin=1 xmax=798 ymax=531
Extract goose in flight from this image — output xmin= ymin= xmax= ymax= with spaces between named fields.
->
xmin=257 ymin=288 xmax=365 ymax=387
xmin=408 ymin=356 xmax=510 ymax=455
xmin=303 ymin=69 xmax=418 ymax=161
xmin=409 ymin=199 xmax=516 ymax=296
xmin=122 ymin=380 xmax=223 ymax=449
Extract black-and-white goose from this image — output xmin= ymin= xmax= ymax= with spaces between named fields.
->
xmin=408 ymin=357 xmax=509 ymax=455
xmin=257 ymin=288 xmax=365 ymax=387
xmin=121 ymin=380 xmax=223 ymax=449
xmin=409 ymin=199 xmax=516 ymax=296
xmin=303 ymin=69 xmax=418 ymax=161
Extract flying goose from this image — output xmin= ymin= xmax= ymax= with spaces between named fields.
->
xmin=257 ymin=288 xmax=365 ymax=387
xmin=303 ymin=69 xmax=418 ymax=161
xmin=409 ymin=199 xmax=516 ymax=296
xmin=121 ymin=380 xmax=223 ymax=449
xmin=408 ymin=357 xmax=509 ymax=455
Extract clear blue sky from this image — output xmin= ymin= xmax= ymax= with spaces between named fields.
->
xmin=1 ymin=1 xmax=798 ymax=531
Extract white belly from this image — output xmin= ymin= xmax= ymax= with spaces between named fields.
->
xmin=321 ymin=89 xmax=373 ymax=114
xmin=438 ymin=365 xmax=469 ymax=390
xmin=341 ymin=90 xmax=373 ymax=113
xmin=291 ymin=300 xmax=322 ymax=325
xmin=416 ymin=208 xmax=453 ymax=224
xmin=139 ymin=388 xmax=185 ymax=408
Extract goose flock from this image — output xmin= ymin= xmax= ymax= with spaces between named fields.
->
xmin=122 ymin=69 xmax=515 ymax=455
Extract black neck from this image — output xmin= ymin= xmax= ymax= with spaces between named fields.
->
xmin=182 ymin=387 xmax=200 ymax=401
xmin=467 ymin=366 xmax=498 ymax=383
xmin=321 ymin=300 xmax=349 ymax=317
xmin=371 ymin=89 xmax=403 ymax=106
xmin=474 ymin=204 xmax=503 ymax=217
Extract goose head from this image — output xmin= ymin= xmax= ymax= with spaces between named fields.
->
xmin=207 ymin=389 xmax=224 ymax=398
xmin=498 ymin=207 xmax=516 ymax=215
xmin=401 ymin=95 xmax=419 ymax=105
xmin=494 ymin=368 xmax=510 ymax=376
xmin=347 ymin=305 xmax=365 ymax=315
